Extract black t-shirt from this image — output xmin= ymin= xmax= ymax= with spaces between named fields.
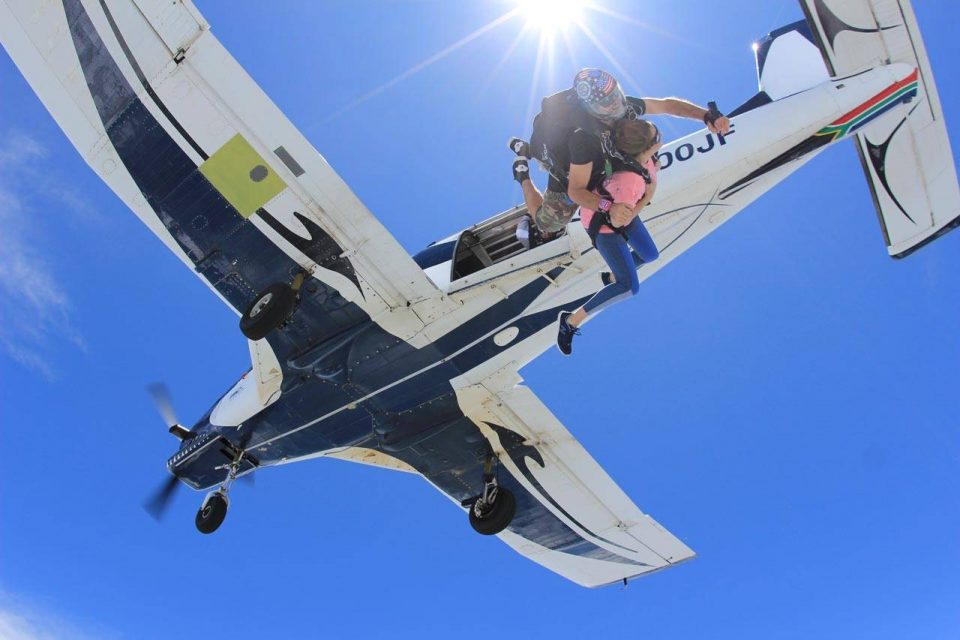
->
xmin=566 ymin=129 xmax=607 ymax=191
xmin=546 ymin=96 xmax=647 ymax=193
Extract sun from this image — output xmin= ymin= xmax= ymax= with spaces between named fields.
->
xmin=517 ymin=0 xmax=587 ymax=34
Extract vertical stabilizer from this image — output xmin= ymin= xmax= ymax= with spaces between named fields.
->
xmin=754 ymin=20 xmax=829 ymax=100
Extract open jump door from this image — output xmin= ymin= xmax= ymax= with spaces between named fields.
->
xmin=448 ymin=206 xmax=584 ymax=292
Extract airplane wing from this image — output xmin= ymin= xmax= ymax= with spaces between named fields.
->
xmin=0 ymin=0 xmax=453 ymax=350
xmin=450 ymin=368 xmax=695 ymax=587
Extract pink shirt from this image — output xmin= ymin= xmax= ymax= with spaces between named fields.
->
xmin=580 ymin=158 xmax=658 ymax=234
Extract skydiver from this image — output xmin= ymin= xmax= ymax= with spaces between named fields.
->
xmin=509 ymin=68 xmax=731 ymax=239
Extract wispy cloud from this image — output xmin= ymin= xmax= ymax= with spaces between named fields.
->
xmin=0 ymin=130 xmax=89 ymax=380
xmin=0 ymin=590 xmax=117 ymax=640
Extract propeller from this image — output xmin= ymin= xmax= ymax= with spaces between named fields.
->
xmin=147 ymin=382 xmax=192 ymax=440
xmin=142 ymin=383 xmax=256 ymax=521
xmin=144 ymin=475 xmax=180 ymax=521
xmin=143 ymin=383 xmax=188 ymax=521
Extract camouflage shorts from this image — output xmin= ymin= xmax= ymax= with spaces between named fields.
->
xmin=533 ymin=190 xmax=577 ymax=234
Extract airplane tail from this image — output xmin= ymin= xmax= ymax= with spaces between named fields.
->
xmin=803 ymin=0 xmax=960 ymax=258
xmin=748 ymin=2 xmax=960 ymax=259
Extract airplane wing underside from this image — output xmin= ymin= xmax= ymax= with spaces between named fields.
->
xmin=320 ymin=363 xmax=695 ymax=587
xmin=0 ymin=0 xmax=456 ymax=358
xmin=447 ymin=370 xmax=695 ymax=588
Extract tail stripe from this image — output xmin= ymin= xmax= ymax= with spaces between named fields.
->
xmin=817 ymin=69 xmax=919 ymax=140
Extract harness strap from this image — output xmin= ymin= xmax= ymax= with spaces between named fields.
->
xmin=586 ymin=208 xmax=629 ymax=247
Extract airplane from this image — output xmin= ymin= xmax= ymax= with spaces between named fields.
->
xmin=0 ymin=0 xmax=956 ymax=588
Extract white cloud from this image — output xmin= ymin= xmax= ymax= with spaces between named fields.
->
xmin=0 ymin=130 xmax=46 ymax=165
xmin=0 ymin=592 xmax=117 ymax=640
xmin=0 ymin=130 xmax=89 ymax=380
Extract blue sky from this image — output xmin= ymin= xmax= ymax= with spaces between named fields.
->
xmin=1 ymin=1 xmax=958 ymax=638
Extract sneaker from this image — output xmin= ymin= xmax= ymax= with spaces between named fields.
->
xmin=515 ymin=215 xmax=531 ymax=250
xmin=600 ymin=271 xmax=613 ymax=286
xmin=556 ymin=311 xmax=580 ymax=356
xmin=508 ymin=137 xmax=531 ymax=158
xmin=512 ymin=158 xmax=530 ymax=184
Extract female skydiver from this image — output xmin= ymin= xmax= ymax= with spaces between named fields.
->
xmin=555 ymin=118 xmax=663 ymax=356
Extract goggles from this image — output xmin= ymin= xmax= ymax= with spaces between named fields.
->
xmin=585 ymin=86 xmax=627 ymax=120
xmin=650 ymin=123 xmax=662 ymax=148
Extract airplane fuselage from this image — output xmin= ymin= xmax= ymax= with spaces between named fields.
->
xmin=176 ymin=63 xmax=920 ymax=500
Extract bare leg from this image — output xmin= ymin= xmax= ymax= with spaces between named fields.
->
xmin=520 ymin=177 xmax=544 ymax=215
xmin=567 ymin=272 xmax=615 ymax=328
xmin=567 ymin=307 xmax=587 ymax=328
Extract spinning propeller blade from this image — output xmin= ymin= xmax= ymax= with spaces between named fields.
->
xmin=144 ymin=383 xmax=191 ymax=522
xmin=147 ymin=382 xmax=178 ymax=428
xmin=144 ymin=475 xmax=180 ymax=521
xmin=148 ymin=382 xmax=192 ymax=440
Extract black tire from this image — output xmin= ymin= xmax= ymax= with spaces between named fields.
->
xmin=468 ymin=487 xmax=516 ymax=536
xmin=239 ymin=283 xmax=298 ymax=340
xmin=195 ymin=493 xmax=228 ymax=534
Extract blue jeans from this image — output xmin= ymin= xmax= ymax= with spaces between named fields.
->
xmin=582 ymin=217 xmax=659 ymax=316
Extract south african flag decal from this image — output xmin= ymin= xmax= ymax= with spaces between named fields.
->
xmin=816 ymin=69 xmax=920 ymax=142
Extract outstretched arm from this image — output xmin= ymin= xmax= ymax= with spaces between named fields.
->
xmin=643 ymin=97 xmax=731 ymax=135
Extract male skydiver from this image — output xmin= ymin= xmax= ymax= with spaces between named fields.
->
xmin=509 ymin=68 xmax=731 ymax=239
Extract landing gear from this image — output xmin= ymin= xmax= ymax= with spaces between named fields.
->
xmin=466 ymin=455 xmax=516 ymax=536
xmin=239 ymin=273 xmax=305 ymax=340
xmin=195 ymin=491 xmax=229 ymax=534
xmin=194 ymin=450 xmax=248 ymax=534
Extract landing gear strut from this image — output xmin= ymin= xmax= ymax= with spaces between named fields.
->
xmin=466 ymin=454 xmax=516 ymax=536
xmin=195 ymin=452 xmax=246 ymax=534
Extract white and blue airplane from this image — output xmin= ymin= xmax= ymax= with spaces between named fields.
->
xmin=1 ymin=0 xmax=956 ymax=587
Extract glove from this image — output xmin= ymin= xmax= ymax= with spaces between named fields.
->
xmin=703 ymin=101 xmax=724 ymax=127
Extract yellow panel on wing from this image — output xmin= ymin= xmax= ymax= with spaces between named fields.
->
xmin=199 ymin=134 xmax=286 ymax=218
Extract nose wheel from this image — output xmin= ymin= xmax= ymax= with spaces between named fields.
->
xmin=465 ymin=455 xmax=516 ymax=536
xmin=196 ymin=491 xmax=229 ymax=534
xmin=195 ymin=452 xmax=248 ymax=534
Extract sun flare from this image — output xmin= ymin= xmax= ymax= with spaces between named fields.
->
xmin=517 ymin=0 xmax=586 ymax=34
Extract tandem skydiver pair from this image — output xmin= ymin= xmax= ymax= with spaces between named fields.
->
xmin=509 ymin=68 xmax=730 ymax=355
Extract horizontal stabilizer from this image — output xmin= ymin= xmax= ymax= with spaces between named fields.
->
xmin=800 ymin=0 xmax=960 ymax=257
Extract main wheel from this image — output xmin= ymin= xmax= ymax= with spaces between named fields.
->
xmin=468 ymin=486 xmax=516 ymax=536
xmin=195 ymin=492 xmax=228 ymax=534
xmin=239 ymin=283 xmax=298 ymax=340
